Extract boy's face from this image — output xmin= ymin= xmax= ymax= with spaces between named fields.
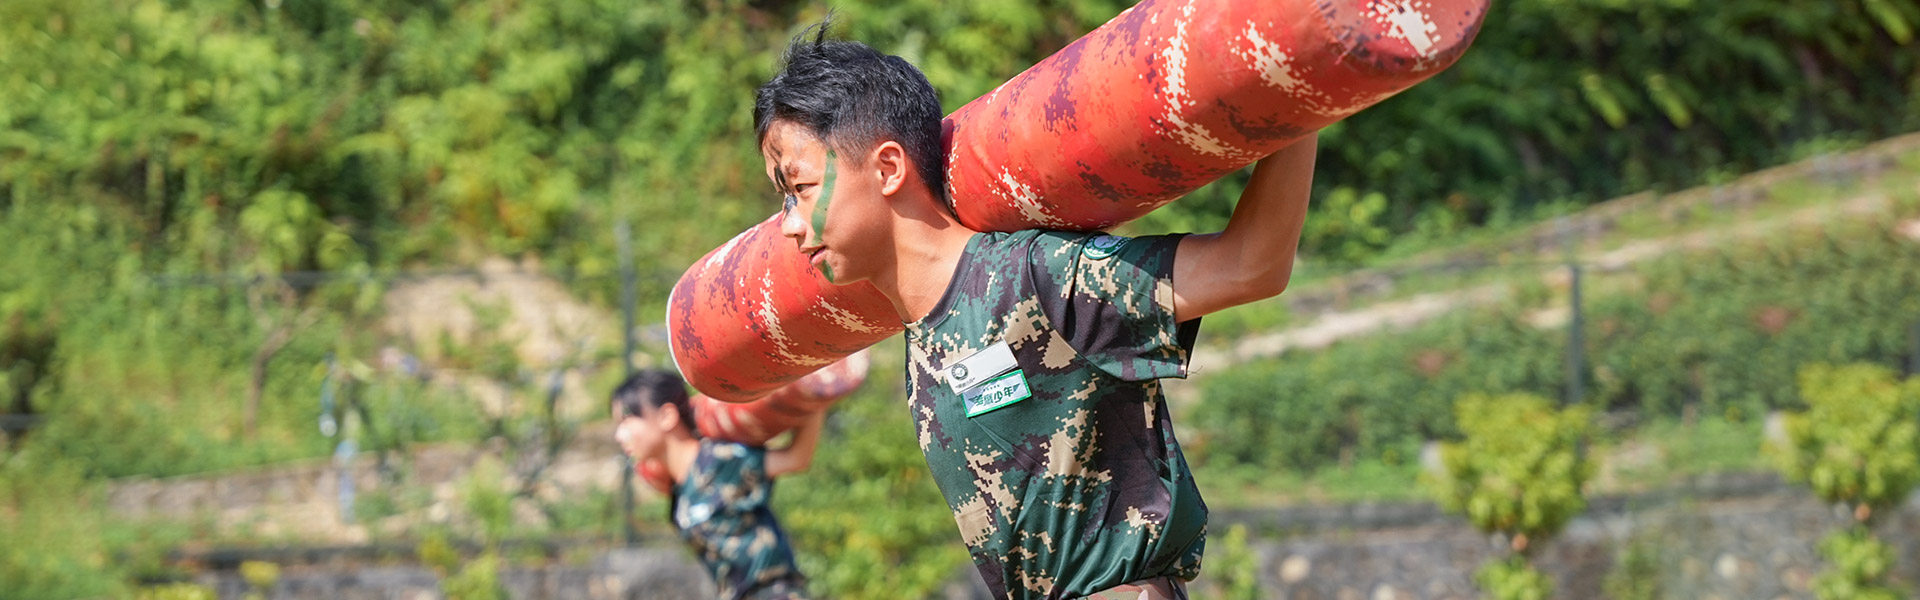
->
xmin=760 ymin=120 xmax=889 ymax=284
xmin=612 ymin=404 xmax=669 ymax=461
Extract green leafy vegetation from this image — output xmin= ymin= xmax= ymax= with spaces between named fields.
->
xmin=1814 ymin=529 xmax=1904 ymax=600
xmin=1195 ymin=219 xmax=1920 ymax=474
xmin=0 ymin=458 xmax=123 ymax=600
xmin=1195 ymin=524 xmax=1264 ymax=600
xmin=1425 ymin=394 xmax=1593 ymax=600
xmin=1768 ymin=363 xmax=1920 ymax=600
xmin=1768 ymin=364 xmax=1920 ymax=518
xmin=132 ymin=584 xmax=218 ymax=600
xmin=1282 ymin=0 xmax=1920 ymax=256
xmin=1474 ymin=557 xmax=1555 ymax=600
xmin=1601 ymin=537 xmax=1666 ymax=600
xmin=1426 ymin=394 xmax=1594 ymax=546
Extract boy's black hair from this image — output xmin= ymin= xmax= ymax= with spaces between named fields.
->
xmin=611 ymin=369 xmax=698 ymax=434
xmin=754 ymin=17 xmax=946 ymax=198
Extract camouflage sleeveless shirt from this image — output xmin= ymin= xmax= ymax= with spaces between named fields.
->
xmin=903 ymin=230 xmax=1207 ymax=599
xmin=674 ymin=439 xmax=808 ymax=600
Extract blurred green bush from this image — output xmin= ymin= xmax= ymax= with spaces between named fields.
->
xmin=4 ymin=0 xmax=1914 ymax=282
xmin=1769 ymin=363 xmax=1920 ymax=600
xmin=1426 ymin=393 xmax=1594 ymax=548
xmin=1196 ymin=221 xmax=1920 ymax=472
xmin=1426 ymin=393 xmax=1592 ymax=600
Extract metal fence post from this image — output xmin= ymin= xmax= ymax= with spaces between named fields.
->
xmin=616 ymin=219 xmax=640 ymax=546
xmin=1566 ymin=262 xmax=1585 ymax=405
xmin=1557 ymin=216 xmax=1586 ymax=406
xmin=1908 ymin=322 xmax=1920 ymax=378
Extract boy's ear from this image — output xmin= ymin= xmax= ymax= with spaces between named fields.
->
xmin=873 ymin=141 xmax=908 ymax=196
xmin=655 ymin=403 xmax=682 ymax=429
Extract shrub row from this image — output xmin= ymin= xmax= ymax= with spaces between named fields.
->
xmin=1192 ymin=220 xmax=1920 ymax=472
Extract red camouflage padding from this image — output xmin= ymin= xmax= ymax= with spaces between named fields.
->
xmin=669 ymin=0 xmax=1489 ymax=401
xmin=667 ymin=214 xmax=899 ymax=402
xmin=691 ymin=348 xmax=870 ymax=444
xmin=946 ymin=0 xmax=1488 ymax=231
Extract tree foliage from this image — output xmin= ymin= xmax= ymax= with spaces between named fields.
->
xmin=1768 ymin=363 xmax=1919 ymax=600
xmin=1426 ymin=393 xmax=1591 ymax=600
xmin=1425 ymin=393 xmax=1594 ymax=546
xmin=6 ymin=0 xmax=1916 ymax=280
xmin=1298 ymin=0 xmax=1920 ymax=253
xmin=1475 ymin=557 xmax=1555 ymax=600
xmin=1813 ymin=528 xmax=1906 ymax=600
xmin=1768 ymin=363 xmax=1920 ymax=516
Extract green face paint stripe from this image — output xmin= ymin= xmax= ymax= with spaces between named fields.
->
xmin=813 ymin=152 xmax=838 ymax=283
xmin=811 ymin=152 xmax=836 ymax=243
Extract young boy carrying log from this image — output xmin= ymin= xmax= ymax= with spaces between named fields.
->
xmin=612 ymin=370 xmax=825 ymax=600
xmin=752 ymin=22 xmax=1316 ymax=600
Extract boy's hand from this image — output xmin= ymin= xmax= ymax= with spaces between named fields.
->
xmin=1171 ymin=133 xmax=1319 ymax=321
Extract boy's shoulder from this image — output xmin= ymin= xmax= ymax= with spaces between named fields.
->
xmin=698 ymin=439 xmax=766 ymax=464
xmin=966 ymin=228 xmax=1129 ymax=263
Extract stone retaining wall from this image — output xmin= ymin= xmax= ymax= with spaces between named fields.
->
xmin=175 ymin=473 xmax=1920 ymax=599
xmin=1233 ymin=473 xmax=1920 ymax=600
xmin=193 ymin=548 xmax=712 ymax=600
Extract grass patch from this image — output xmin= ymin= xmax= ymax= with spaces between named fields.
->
xmin=1194 ymin=414 xmax=1774 ymax=509
xmin=1196 ymin=459 xmax=1427 ymax=508
xmin=1595 ymin=416 xmax=1767 ymax=492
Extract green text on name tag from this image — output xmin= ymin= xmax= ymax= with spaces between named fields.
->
xmin=963 ymin=371 xmax=1032 ymax=417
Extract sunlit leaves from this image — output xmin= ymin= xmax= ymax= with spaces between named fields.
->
xmin=1769 ymin=363 xmax=1920 ymax=514
xmin=1427 ymin=393 xmax=1594 ymax=541
xmin=1769 ymin=364 xmax=1919 ymax=599
xmin=1292 ymin=0 xmax=1919 ymax=261
xmin=1813 ymin=528 xmax=1906 ymax=600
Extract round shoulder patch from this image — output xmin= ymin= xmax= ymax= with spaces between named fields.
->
xmin=1083 ymin=234 xmax=1129 ymax=260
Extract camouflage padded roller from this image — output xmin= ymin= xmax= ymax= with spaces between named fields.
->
xmin=668 ymin=213 xmax=899 ymax=402
xmin=669 ymin=0 xmax=1489 ymax=401
xmin=692 ymin=349 xmax=870 ymax=445
xmin=945 ymin=0 xmax=1489 ymax=231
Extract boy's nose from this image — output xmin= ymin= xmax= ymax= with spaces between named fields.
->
xmin=779 ymin=208 xmax=809 ymax=242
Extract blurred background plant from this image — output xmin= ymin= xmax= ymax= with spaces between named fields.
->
xmin=1424 ymin=393 xmax=1594 ymax=600
xmin=1767 ymin=363 xmax=1920 ymax=600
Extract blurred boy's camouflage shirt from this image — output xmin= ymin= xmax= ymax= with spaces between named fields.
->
xmin=904 ymin=230 xmax=1207 ymax=599
xmin=674 ymin=439 xmax=808 ymax=600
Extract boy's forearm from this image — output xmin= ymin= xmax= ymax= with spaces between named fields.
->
xmin=1223 ymin=133 xmax=1318 ymax=273
xmin=790 ymin=411 xmax=826 ymax=452
xmin=1171 ymin=134 xmax=1318 ymax=320
xmin=770 ymin=412 xmax=827 ymax=476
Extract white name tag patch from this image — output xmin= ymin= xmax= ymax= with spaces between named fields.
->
xmin=678 ymin=502 xmax=714 ymax=529
xmin=945 ymin=341 xmax=1031 ymax=417
xmin=963 ymin=371 xmax=1032 ymax=417
xmin=945 ymin=341 xmax=1020 ymax=393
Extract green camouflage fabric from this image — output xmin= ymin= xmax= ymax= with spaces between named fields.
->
xmin=903 ymin=230 xmax=1207 ymax=600
xmin=674 ymin=439 xmax=809 ymax=600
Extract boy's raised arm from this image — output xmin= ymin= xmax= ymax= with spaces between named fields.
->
xmin=765 ymin=411 xmax=827 ymax=478
xmin=1171 ymin=133 xmax=1319 ymax=322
